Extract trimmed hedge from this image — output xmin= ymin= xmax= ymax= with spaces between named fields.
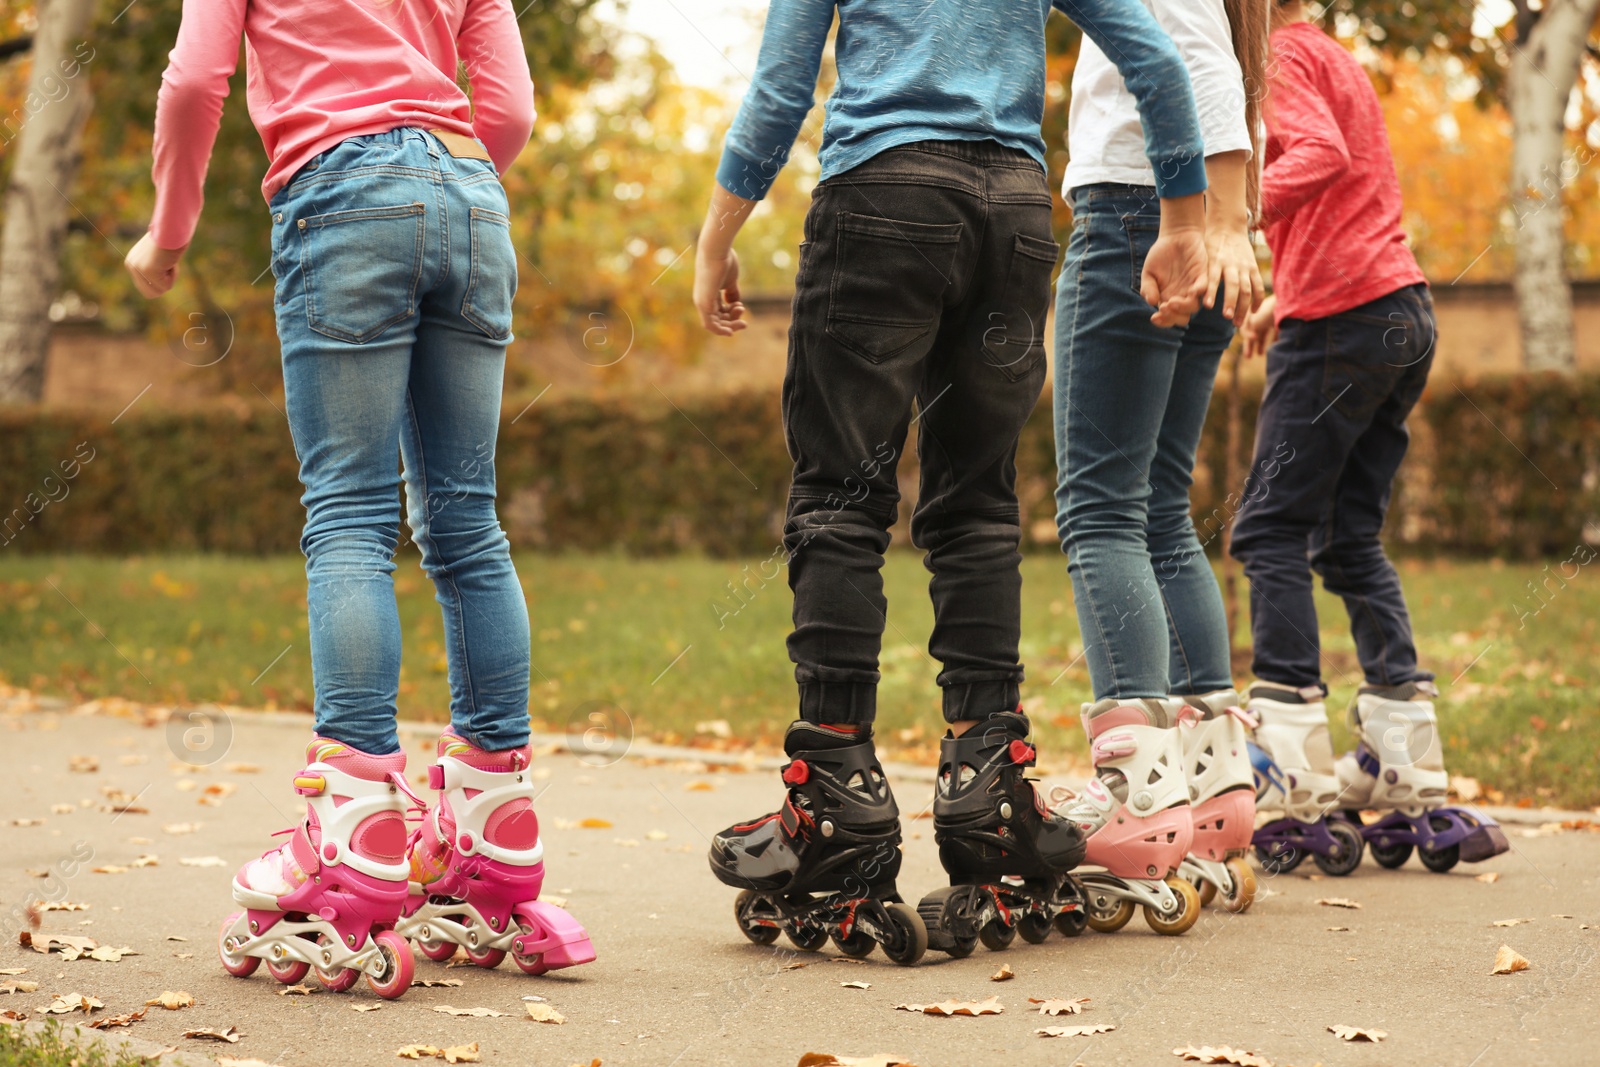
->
xmin=1 ymin=374 xmax=1595 ymax=558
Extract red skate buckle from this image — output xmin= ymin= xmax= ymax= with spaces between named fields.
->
xmin=427 ymin=765 xmax=446 ymax=791
xmin=781 ymin=759 xmax=809 ymax=785
xmin=1008 ymin=740 xmax=1036 ymax=766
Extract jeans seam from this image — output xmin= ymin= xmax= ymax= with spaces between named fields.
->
xmin=405 ymin=386 xmax=478 ymax=732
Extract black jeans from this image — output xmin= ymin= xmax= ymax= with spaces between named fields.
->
xmin=782 ymin=140 xmax=1056 ymax=725
xmin=1231 ymin=283 xmax=1437 ymax=691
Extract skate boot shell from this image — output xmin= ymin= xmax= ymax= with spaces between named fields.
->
xmin=1247 ymin=685 xmax=1365 ymax=876
xmin=1173 ymin=690 xmax=1258 ymax=911
xmin=396 ymin=730 xmax=595 ymax=973
xmin=217 ymin=738 xmax=417 ymax=998
xmin=1338 ymin=682 xmax=1508 ymax=872
xmin=1051 ymin=698 xmax=1200 ymax=936
xmin=916 ymin=710 xmax=1089 ymax=956
xmin=709 ymin=722 xmax=927 ymax=965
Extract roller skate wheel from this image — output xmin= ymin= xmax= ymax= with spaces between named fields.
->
xmin=978 ymin=918 xmax=1016 ymax=951
xmin=512 ymin=920 xmax=550 ymax=975
xmin=1420 ymin=815 xmax=1461 ymax=873
xmin=1143 ymin=877 xmax=1200 ymax=936
xmin=265 ymin=954 xmax=310 ymax=985
xmin=314 ymin=934 xmax=359 ymax=992
xmin=1084 ymin=894 xmax=1135 ymax=934
xmin=415 ymin=921 xmax=460 ymax=962
xmin=733 ymin=890 xmax=781 ymax=946
xmin=1369 ymin=838 xmax=1413 ymax=869
xmin=1193 ymin=876 xmax=1218 ymax=908
xmin=1053 ymin=908 xmax=1087 ymax=939
xmin=785 ymin=921 xmax=828 ymax=953
xmin=878 ymin=902 xmax=928 ymax=967
xmin=831 ymin=927 xmax=875 ymax=959
xmin=915 ymin=886 xmax=977 ymax=958
xmin=1220 ymin=858 xmax=1256 ymax=913
xmin=1253 ymin=840 xmax=1304 ymax=875
xmin=1313 ymin=819 xmax=1366 ymax=877
xmin=365 ymin=930 xmax=415 ymax=1000
xmin=217 ymin=912 xmax=259 ymax=978
xmin=460 ymin=916 xmax=506 ymax=968
xmin=1016 ymin=912 xmax=1052 ymax=944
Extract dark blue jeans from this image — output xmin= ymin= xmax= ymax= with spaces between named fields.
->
xmin=1231 ymin=283 xmax=1437 ymax=691
xmin=1053 ymin=184 xmax=1236 ymax=699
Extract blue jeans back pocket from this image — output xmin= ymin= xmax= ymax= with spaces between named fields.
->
xmin=300 ymin=203 xmax=425 ymax=344
xmin=462 ymin=207 xmax=516 ymax=341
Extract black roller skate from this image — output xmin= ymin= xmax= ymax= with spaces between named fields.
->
xmin=709 ymin=721 xmax=927 ymax=966
xmin=917 ymin=710 xmax=1088 ymax=957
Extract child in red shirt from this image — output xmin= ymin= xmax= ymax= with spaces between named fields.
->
xmin=1232 ymin=0 xmax=1508 ymax=875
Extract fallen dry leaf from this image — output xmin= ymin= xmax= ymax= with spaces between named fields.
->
xmin=0 ymin=1009 xmax=25 ymax=1022
xmin=1326 ymin=926 xmax=1350 ymax=932
xmin=166 ymin=935 xmax=188 ymax=942
xmin=525 ymin=1003 xmax=566 ymax=1024
xmin=19 ymin=932 xmax=98 ymax=958
xmin=87 ymin=1008 xmax=147 ymax=1029
xmin=1315 ymin=898 xmax=1361 ymax=910
xmin=411 ymin=978 xmax=464 ymax=989
xmin=895 ymin=997 xmax=1003 ymax=1017
xmin=1029 ymin=997 xmax=1089 ymax=1016
xmin=0 ymin=981 xmax=38 ymax=995
xmin=225 ymin=762 xmax=261 ymax=774
xmin=180 ymin=856 xmax=227 ymax=868
xmin=433 ymin=1005 xmax=506 ymax=1017
xmin=91 ymin=865 xmax=128 ymax=875
xmin=352 ymin=1004 xmax=382 ymax=1013
xmin=684 ymin=780 xmax=716 ymax=792
xmin=50 ymin=804 xmax=74 ymax=815
xmin=577 ymin=818 xmax=612 ymax=829
xmin=163 ymin=822 xmax=200 ymax=835
xmin=278 ymin=984 xmax=317 ymax=997
xmin=645 ymin=830 xmax=670 ymax=841
xmin=131 ymin=855 xmax=158 ymax=868
xmin=86 ymin=945 xmax=138 ymax=962
xmin=199 ymin=782 xmax=238 ymax=806
xmin=1491 ymin=945 xmax=1531 ymax=975
xmin=183 ymin=1026 xmax=242 ymax=1043
xmin=39 ymin=993 xmax=104 ymax=1015
xmin=990 ymin=964 xmax=1014 ymax=982
xmin=9 ymin=818 xmax=44 ymax=827
xmin=36 ymin=901 xmax=90 ymax=912
xmin=1328 ymin=1024 xmax=1386 ymax=1042
xmin=145 ymin=990 xmax=194 ymax=1010
xmin=840 ymin=981 xmax=871 ymax=990
xmin=1492 ymin=918 xmax=1534 ymax=928
xmin=1037 ymin=1024 xmax=1115 ymax=1037
xmin=398 ymin=1043 xmax=481 ymax=1063
xmin=797 ymin=1056 xmax=918 ymax=1067
xmin=1476 ymin=871 xmax=1501 ymax=884
xmin=217 ymin=1059 xmax=287 ymax=1067
xmin=69 ymin=755 xmax=99 ymax=773
xmin=1172 ymin=1045 xmax=1273 ymax=1066
xmin=0 ymin=970 xmax=27 ymax=976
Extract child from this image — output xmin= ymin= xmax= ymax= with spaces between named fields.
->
xmin=126 ymin=0 xmax=593 ymax=996
xmin=1048 ymin=0 xmax=1269 ymax=929
xmin=692 ymin=0 xmax=1211 ymax=962
xmin=1231 ymin=0 xmax=1508 ymax=872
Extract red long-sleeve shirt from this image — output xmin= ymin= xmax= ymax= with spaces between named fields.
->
xmin=1260 ymin=22 xmax=1424 ymax=323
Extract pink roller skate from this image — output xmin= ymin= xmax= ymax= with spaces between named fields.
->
xmin=217 ymin=738 xmax=418 ymax=999
xmin=397 ymin=730 xmax=595 ymax=974
xmin=1050 ymin=698 xmax=1200 ymax=935
xmin=1174 ymin=690 xmax=1258 ymax=912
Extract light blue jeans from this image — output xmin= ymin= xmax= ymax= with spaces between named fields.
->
xmin=1053 ymin=184 xmax=1235 ymax=700
xmin=269 ymin=128 xmax=529 ymax=755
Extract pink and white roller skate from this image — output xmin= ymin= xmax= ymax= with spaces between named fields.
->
xmin=397 ymin=730 xmax=595 ymax=974
xmin=217 ymin=738 xmax=418 ymax=999
xmin=1174 ymin=690 xmax=1258 ymax=912
xmin=1050 ymin=698 xmax=1199 ymax=935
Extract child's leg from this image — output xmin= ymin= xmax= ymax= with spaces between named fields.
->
xmin=271 ymin=144 xmax=440 ymax=756
xmin=1146 ymin=308 xmax=1235 ymax=696
xmin=1308 ymin=292 xmax=1437 ymax=687
xmin=1052 ymin=187 xmax=1185 ymax=700
xmin=402 ymin=304 xmax=529 ymax=751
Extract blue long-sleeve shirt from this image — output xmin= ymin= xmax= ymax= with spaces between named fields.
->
xmin=717 ymin=0 xmax=1207 ymax=202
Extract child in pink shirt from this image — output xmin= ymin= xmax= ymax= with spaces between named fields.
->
xmin=127 ymin=1 xmax=594 ymax=997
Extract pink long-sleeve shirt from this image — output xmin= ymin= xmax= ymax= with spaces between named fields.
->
xmin=150 ymin=0 xmax=535 ymax=250
xmin=1259 ymin=22 xmax=1424 ymax=323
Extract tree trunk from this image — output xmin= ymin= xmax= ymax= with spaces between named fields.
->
xmin=1508 ymin=0 xmax=1600 ymax=375
xmin=0 ymin=0 xmax=96 ymax=405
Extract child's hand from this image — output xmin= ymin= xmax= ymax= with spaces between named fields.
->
xmin=694 ymin=246 xmax=747 ymax=336
xmin=1141 ymin=227 xmax=1207 ymax=328
xmin=1241 ymin=293 xmax=1277 ymax=359
xmin=124 ymin=233 xmax=186 ymax=299
xmin=1204 ymin=226 xmax=1265 ymax=326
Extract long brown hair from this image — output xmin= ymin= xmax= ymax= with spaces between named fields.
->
xmin=1223 ymin=0 xmax=1271 ymax=219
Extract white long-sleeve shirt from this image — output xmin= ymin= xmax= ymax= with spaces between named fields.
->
xmin=1064 ymin=0 xmax=1250 ymax=196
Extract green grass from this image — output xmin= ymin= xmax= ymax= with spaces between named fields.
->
xmin=2 ymin=552 xmax=1597 ymax=807
xmin=0 ymin=1021 xmax=158 ymax=1067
